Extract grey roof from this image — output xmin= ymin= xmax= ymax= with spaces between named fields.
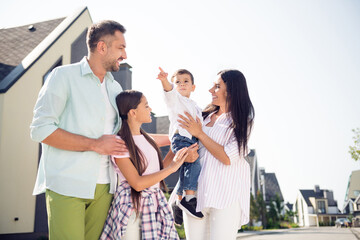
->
xmin=285 ymin=202 xmax=293 ymax=211
xmin=264 ymin=172 xmax=284 ymax=202
xmin=0 ymin=18 xmax=65 ymax=82
xmin=299 ymin=189 xmax=338 ymax=207
xmin=247 ymin=149 xmax=256 ymax=157
xmin=245 ymin=149 xmax=255 ymax=167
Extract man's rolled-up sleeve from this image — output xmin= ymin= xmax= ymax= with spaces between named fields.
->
xmin=30 ymin=68 xmax=68 ymax=142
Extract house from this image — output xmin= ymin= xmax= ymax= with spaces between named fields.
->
xmin=259 ymin=168 xmax=284 ymax=206
xmin=0 ymin=7 xmax=131 ymax=236
xmin=245 ymin=150 xmax=284 ymax=205
xmin=285 ymin=202 xmax=294 ymax=212
xmin=294 ymin=185 xmax=347 ymax=227
xmin=246 ymin=150 xmax=285 ymax=221
xmin=343 ymin=170 xmax=360 ymax=218
xmin=246 ymin=149 xmax=261 ymax=198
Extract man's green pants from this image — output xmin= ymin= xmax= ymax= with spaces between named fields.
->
xmin=45 ymin=184 xmax=113 ymax=240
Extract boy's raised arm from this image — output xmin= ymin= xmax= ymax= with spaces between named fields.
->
xmin=156 ymin=67 xmax=173 ymax=92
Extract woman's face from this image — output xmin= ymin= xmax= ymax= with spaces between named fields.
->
xmin=209 ymin=77 xmax=227 ymax=108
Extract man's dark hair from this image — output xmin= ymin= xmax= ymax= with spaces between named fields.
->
xmin=87 ymin=20 xmax=126 ymax=52
xmin=171 ymin=69 xmax=194 ymax=84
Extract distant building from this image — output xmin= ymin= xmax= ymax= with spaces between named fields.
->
xmin=284 ymin=202 xmax=295 ymax=222
xmin=246 ymin=150 xmax=284 ymax=215
xmin=343 ymin=170 xmax=360 ymax=218
xmin=285 ymin=202 xmax=294 ymax=212
xmin=294 ymin=185 xmax=346 ymax=227
xmin=246 ymin=149 xmax=260 ymax=198
xmin=259 ymin=168 xmax=284 ymax=205
xmin=0 ymin=7 xmax=131 ymax=236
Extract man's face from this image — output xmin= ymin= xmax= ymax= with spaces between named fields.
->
xmin=173 ymin=74 xmax=195 ymax=98
xmin=103 ymin=30 xmax=127 ymax=72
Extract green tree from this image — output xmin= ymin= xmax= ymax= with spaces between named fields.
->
xmin=274 ymin=194 xmax=284 ymax=221
xmin=250 ymin=193 xmax=259 ymax=226
xmin=284 ymin=209 xmax=296 ymax=223
xmin=267 ymin=194 xmax=283 ymax=228
xmin=349 ymin=128 xmax=360 ymax=161
xmin=256 ymin=191 xmax=267 ymax=228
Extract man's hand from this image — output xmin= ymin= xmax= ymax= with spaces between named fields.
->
xmin=92 ymin=135 xmax=127 ymax=155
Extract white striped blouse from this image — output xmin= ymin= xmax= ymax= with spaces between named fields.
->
xmin=196 ymin=112 xmax=250 ymax=227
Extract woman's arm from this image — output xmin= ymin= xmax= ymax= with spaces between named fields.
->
xmin=178 ymin=112 xmax=231 ymax=165
xmin=115 ymin=148 xmax=188 ymax=191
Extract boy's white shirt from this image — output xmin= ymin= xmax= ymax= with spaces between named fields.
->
xmin=163 ymin=84 xmax=203 ymax=140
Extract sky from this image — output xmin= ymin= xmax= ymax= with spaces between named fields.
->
xmin=1 ymin=0 xmax=360 ymax=209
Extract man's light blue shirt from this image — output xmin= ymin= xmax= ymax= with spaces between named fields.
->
xmin=30 ymin=57 xmax=122 ymax=199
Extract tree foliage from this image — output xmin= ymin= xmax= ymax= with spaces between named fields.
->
xmin=250 ymin=193 xmax=259 ymax=226
xmin=349 ymin=128 xmax=360 ymax=161
xmin=256 ymin=191 xmax=267 ymax=228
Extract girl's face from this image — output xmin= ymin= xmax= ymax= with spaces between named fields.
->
xmin=133 ymin=95 xmax=152 ymax=123
xmin=209 ymin=77 xmax=227 ymax=108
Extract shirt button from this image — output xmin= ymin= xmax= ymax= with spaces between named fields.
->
xmin=102 ymin=117 xmax=104 ymax=121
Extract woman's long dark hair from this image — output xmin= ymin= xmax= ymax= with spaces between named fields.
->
xmin=203 ymin=70 xmax=254 ymax=156
xmin=115 ymin=90 xmax=166 ymax=214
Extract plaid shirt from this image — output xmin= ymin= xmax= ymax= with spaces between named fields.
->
xmin=100 ymin=181 xmax=179 ymax=240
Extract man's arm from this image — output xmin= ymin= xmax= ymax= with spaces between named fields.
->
xmin=30 ymin=67 xmax=126 ymax=155
xmin=42 ymin=128 xmax=126 ymax=155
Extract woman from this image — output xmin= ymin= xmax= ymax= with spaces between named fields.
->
xmin=178 ymin=69 xmax=255 ymax=239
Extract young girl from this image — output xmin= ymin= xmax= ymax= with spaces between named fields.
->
xmin=100 ymin=90 xmax=187 ymax=240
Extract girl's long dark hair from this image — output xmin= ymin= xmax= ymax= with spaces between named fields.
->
xmin=203 ymin=70 xmax=254 ymax=156
xmin=115 ymin=90 xmax=166 ymax=214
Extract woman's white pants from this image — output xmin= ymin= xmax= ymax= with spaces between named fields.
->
xmin=183 ymin=201 xmax=241 ymax=240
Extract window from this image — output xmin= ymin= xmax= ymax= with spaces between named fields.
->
xmin=354 ymin=190 xmax=360 ymax=197
xmin=317 ymin=201 xmax=326 ymax=213
xmin=43 ymin=57 xmax=62 ymax=85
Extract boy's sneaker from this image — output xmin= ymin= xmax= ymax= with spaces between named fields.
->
xmin=178 ymin=198 xmax=204 ymax=219
xmin=172 ymin=203 xmax=183 ymax=226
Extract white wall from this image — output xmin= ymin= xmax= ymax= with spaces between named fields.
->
xmin=328 ymin=206 xmax=339 ymax=214
xmin=0 ymin=8 xmax=92 ymax=234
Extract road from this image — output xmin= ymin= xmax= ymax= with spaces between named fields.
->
xmin=237 ymin=227 xmax=360 ymax=240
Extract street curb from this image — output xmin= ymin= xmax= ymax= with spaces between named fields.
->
xmin=351 ymin=228 xmax=360 ymax=240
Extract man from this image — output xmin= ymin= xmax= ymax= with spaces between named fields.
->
xmin=30 ymin=20 xmax=128 ymax=240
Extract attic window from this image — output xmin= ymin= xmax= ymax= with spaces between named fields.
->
xmin=28 ymin=25 xmax=36 ymax=32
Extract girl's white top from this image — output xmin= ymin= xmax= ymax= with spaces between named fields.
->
xmin=196 ymin=112 xmax=251 ymax=227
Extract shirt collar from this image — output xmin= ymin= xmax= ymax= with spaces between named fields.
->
xmin=80 ymin=56 xmax=115 ymax=82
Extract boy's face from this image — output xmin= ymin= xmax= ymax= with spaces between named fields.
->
xmin=173 ymin=73 xmax=195 ymax=98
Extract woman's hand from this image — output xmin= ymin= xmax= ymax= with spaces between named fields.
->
xmin=168 ymin=147 xmax=188 ymax=173
xmin=178 ymin=112 xmax=203 ymax=138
